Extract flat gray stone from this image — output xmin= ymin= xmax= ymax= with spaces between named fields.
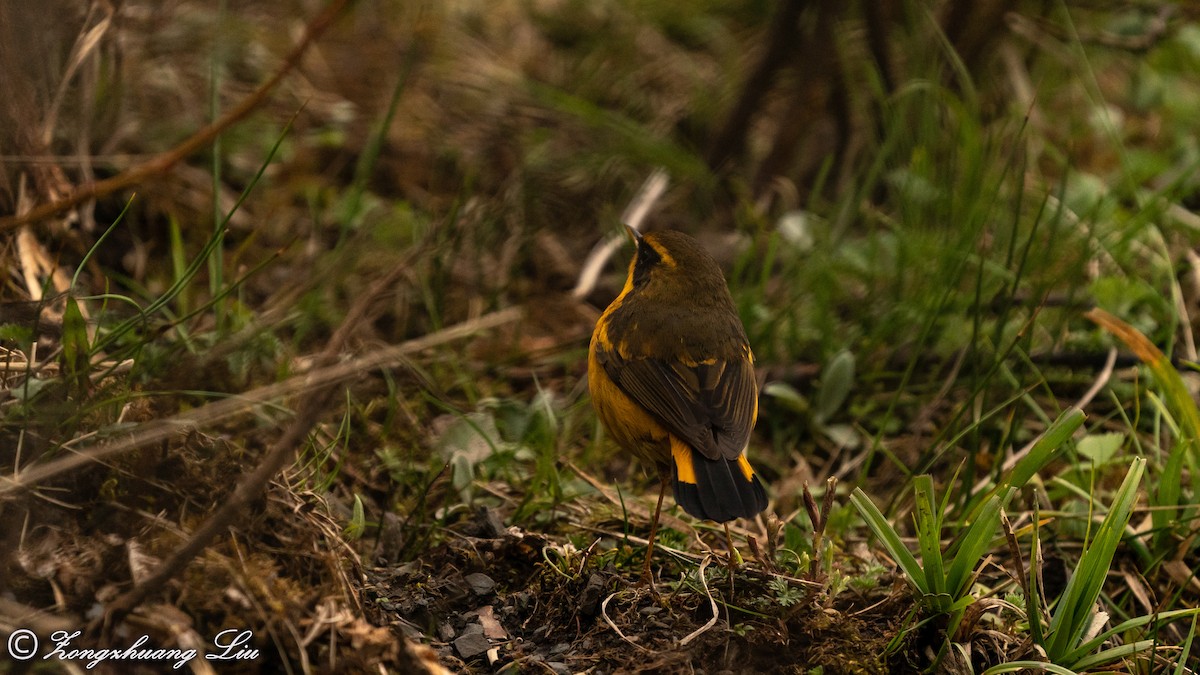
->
xmin=465 ymin=572 xmax=496 ymax=596
xmin=454 ymin=631 xmax=490 ymax=660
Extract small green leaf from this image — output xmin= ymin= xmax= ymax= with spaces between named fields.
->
xmin=435 ymin=412 xmax=504 ymax=465
xmin=1075 ymin=432 xmax=1123 ymax=464
xmin=0 ymin=323 xmax=34 ymax=344
xmin=451 ymin=453 xmax=474 ymax=492
xmin=886 ymin=166 xmax=943 ymax=205
xmin=821 ymin=424 xmax=860 ymax=450
xmin=815 ymin=350 xmax=855 ymax=424
xmin=776 ymin=210 xmax=818 ymax=252
xmin=344 ymin=494 xmax=366 ymax=540
xmin=763 ymin=381 xmax=808 ymax=414
xmin=8 ymin=376 xmax=54 ymax=402
xmin=61 ymin=296 xmax=90 ymax=394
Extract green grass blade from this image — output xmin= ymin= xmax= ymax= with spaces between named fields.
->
xmin=1046 ymin=456 xmax=1145 ymax=663
xmin=93 ymin=114 xmax=295 ymax=355
xmin=338 ymin=50 xmax=416 ymax=245
xmin=850 ymin=488 xmax=927 ymax=594
xmin=912 ymin=475 xmax=946 ymax=598
xmin=946 ymin=487 xmax=1014 ymax=600
xmin=1088 ymin=308 xmax=1200 ymax=554
xmin=1153 ymin=436 xmax=1187 ymax=550
xmin=1070 ymin=640 xmax=1155 ymax=671
xmin=962 ymin=407 xmax=1084 ymax=525
xmin=1002 ymin=408 xmax=1086 ymax=492
xmin=71 ymin=197 xmax=134 ymax=290
xmin=980 ymin=662 xmax=1079 ymax=675
xmin=1027 ymin=501 xmax=1045 ymax=646
xmin=525 ymin=80 xmax=711 ymax=183
xmin=208 ymin=0 xmax=227 ymax=328
xmin=62 ymin=295 xmax=90 ymax=394
xmin=1173 ymin=613 xmax=1199 ymax=675
xmin=1062 ymin=606 xmax=1200 ymax=666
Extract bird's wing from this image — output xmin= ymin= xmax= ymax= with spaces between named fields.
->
xmin=596 ymin=346 xmax=756 ymax=460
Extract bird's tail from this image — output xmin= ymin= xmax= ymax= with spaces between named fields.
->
xmin=670 ymin=437 xmax=768 ymax=522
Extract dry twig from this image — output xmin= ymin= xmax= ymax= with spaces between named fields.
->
xmin=678 ymin=556 xmax=719 ymax=646
xmin=0 ymin=307 xmax=522 ymax=497
xmin=94 ymin=289 xmax=518 ymax=631
xmin=573 ymin=169 xmax=669 ymax=300
xmin=600 ymin=592 xmax=652 ymax=654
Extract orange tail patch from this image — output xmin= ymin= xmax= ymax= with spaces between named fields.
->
xmin=670 ymin=437 xmax=767 ymax=523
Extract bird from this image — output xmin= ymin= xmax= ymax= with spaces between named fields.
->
xmin=588 ymin=227 xmax=768 ymax=585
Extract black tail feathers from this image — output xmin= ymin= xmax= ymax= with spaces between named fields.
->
xmin=673 ymin=450 xmax=767 ymax=523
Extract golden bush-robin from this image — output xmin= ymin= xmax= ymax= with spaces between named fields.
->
xmin=588 ymin=228 xmax=768 ymax=582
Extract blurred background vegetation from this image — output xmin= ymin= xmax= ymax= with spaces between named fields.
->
xmin=2 ymin=0 xmax=1200 ymax=672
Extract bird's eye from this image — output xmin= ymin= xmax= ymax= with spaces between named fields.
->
xmin=632 ymin=240 xmax=663 ymax=287
xmin=637 ymin=241 xmax=662 ymax=267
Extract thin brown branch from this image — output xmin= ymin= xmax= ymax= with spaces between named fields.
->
xmin=0 ymin=307 xmax=523 ymax=498
xmin=0 ymin=0 xmax=354 ymax=233
xmin=95 ymin=242 xmax=397 ymax=628
xmin=1000 ymin=509 xmax=1028 ymax=601
xmin=94 ymin=304 xmax=521 ymax=631
xmin=98 ymin=373 xmax=336 ymax=632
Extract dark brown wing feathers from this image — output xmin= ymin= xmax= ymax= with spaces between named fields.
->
xmin=597 ymin=347 xmax=756 ymax=460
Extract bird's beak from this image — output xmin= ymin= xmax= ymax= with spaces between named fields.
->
xmin=623 ymin=224 xmax=642 ymax=245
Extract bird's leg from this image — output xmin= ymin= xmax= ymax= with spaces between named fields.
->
xmin=640 ymin=473 xmax=671 ymax=591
